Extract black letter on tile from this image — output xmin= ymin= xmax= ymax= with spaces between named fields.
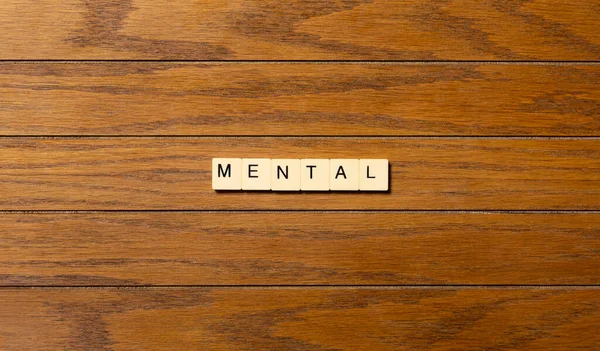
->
xmin=335 ymin=166 xmax=347 ymax=179
xmin=248 ymin=164 xmax=259 ymax=178
xmin=367 ymin=166 xmax=376 ymax=178
xmin=277 ymin=165 xmax=289 ymax=179
xmin=306 ymin=165 xmax=316 ymax=179
xmin=218 ymin=164 xmax=231 ymax=178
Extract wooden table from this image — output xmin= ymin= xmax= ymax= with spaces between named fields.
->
xmin=0 ymin=1 xmax=599 ymax=349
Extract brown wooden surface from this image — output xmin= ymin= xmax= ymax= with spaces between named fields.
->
xmin=1 ymin=1 xmax=600 ymax=60
xmin=0 ymin=212 xmax=599 ymax=286
xmin=1 ymin=138 xmax=598 ymax=210
xmin=2 ymin=1 xmax=599 ymax=348
xmin=0 ymin=288 xmax=599 ymax=350
xmin=1 ymin=63 xmax=599 ymax=136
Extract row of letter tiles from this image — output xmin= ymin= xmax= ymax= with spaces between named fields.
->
xmin=212 ymin=158 xmax=389 ymax=191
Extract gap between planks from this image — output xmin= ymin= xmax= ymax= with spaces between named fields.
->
xmin=0 ymin=60 xmax=599 ymax=65
xmin=1 ymin=210 xmax=600 ymax=214
xmin=1 ymin=136 xmax=600 ymax=140
xmin=3 ymin=286 xmax=600 ymax=290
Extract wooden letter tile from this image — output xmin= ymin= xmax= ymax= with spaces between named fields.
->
xmin=271 ymin=159 xmax=301 ymax=191
xmin=300 ymin=159 xmax=330 ymax=191
xmin=242 ymin=158 xmax=271 ymax=190
xmin=212 ymin=158 xmax=242 ymax=190
xmin=330 ymin=159 xmax=359 ymax=191
xmin=359 ymin=159 xmax=389 ymax=191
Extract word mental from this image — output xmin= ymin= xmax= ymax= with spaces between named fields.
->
xmin=213 ymin=159 xmax=389 ymax=191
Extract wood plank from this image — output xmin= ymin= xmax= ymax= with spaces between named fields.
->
xmin=1 ymin=1 xmax=599 ymax=60
xmin=1 ymin=212 xmax=599 ymax=286
xmin=1 ymin=288 xmax=599 ymax=350
xmin=1 ymin=63 xmax=599 ymax=136
xmin=1 ymin=138 xmax=598 ymax=210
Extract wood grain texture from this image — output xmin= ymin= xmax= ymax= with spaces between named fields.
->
xmin=1 ymin=288 xmax=599 ymax=350
xmin=1 ymin=0 xmax=599 ymax=60
xmin=1 ymin=212 xmax=599 ymax=286
xmin=1 ymin=138 xmax=598 ymax=210
xmin=1 ymin=1 xmax=598 ymax=349
xmin=1 ymin=63 xmax=599 ymax=136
